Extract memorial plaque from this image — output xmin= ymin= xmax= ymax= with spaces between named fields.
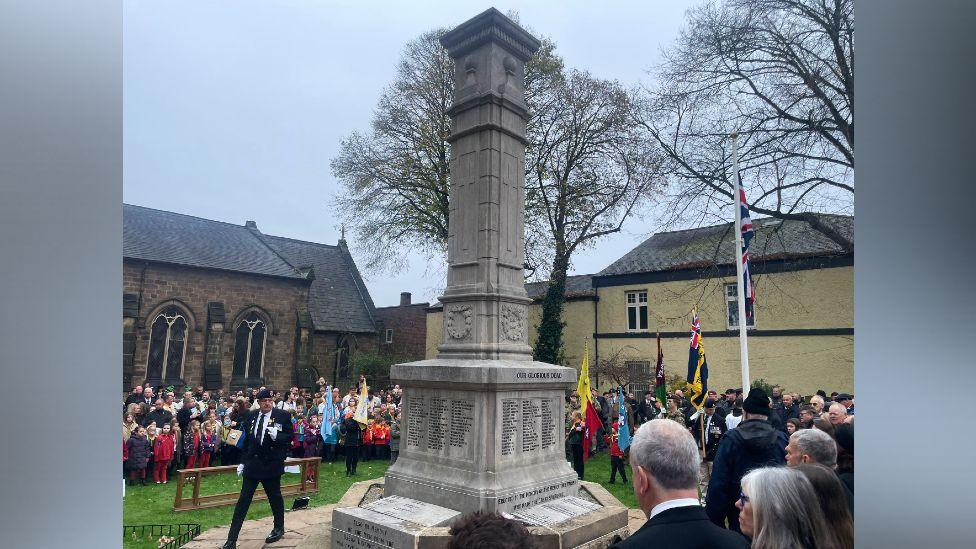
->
xmin=520 ymin=399 xmax=541 ymax=453
xmin=405 ymin=396 xmax=425 ymax=449
xmin=449 ymin=399 xmax=474 ymax=449
xmin=540 ymin=398 xmax=556 ymax=449
xmin=332 ymin=496 xmax=462 ymax=549
xmin=511 ymin=496 xmax=602 ymax=526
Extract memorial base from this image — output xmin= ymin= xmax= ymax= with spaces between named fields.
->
xmin=329 ymin=480 xmax=630 ymax=549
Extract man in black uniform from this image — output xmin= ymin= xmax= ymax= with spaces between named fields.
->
xmin=222 ymin=389 xmax=294 ymax=549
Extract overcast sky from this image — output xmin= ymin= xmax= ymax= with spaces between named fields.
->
xmin=123 ymin=0 xmax=702 ymax=307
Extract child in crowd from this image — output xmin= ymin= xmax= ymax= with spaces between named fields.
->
xmin=145 ymin=421 xmax=158 ymax=476
xmin=305 ymin=415 xmax=322 ymax=459
xmin=200 ymin=420 xmax=218 ymax=468
xmin=604 ymin=422 xmax=628 ymax=484
xmin=362 ymin=419 xmax=374 ymax=461
xmin=153 ymin=423 xmax=176 ymax=483
xmin=183 ymin=420 xmax=202 ymax=469
xmin=169 ymin=419 xmax=182 ymax=474
xmin=291 ymin=408 xmax=307 ymax=459
xmin=126 ymin=426 xmax=152 ymax=486
xmin=371 ymin=418 xmax=390 ymax=461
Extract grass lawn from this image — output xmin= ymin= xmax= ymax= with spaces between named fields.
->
xmin=122 ymin=458 xmax=389 ymax=549
xmin=122 ymin=452 xmax=640 ymax=548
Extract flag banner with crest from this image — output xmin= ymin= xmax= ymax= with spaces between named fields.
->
xmin=686 ymin=309 xmax=708 ymax=410
xmin=616 ymin=386 xmax=631 ymax=451
xmin=354 ymin=377 xmax=370 ymax=426
xmin=576 ymin=342 xmax=603 ymax=461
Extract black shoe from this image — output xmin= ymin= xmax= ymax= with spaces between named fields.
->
xmin=265 ymin=528 xmax=284 ymax=544
xmin=220 ymin=542 xmax=236 ymax=549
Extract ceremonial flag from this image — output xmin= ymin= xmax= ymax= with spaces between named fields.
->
xmin=738 ymin=186 xmax=755 ymax=319
xmin=654 ymin=333 xmax=667 ymax=404
xmin=686 ymin=309 xmax=709 ymax=410
xmin=616 ymin=386 xmax=631 ymax=451
xmin=323 ymin=385 xmax=337 ymax=444
xmin=354 ymin=377 xmax=370 ymax=426
xmin=576 ymin=342 xmax=603 ymax=461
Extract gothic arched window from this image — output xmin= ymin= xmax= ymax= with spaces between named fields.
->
xmin=233 ymin=312 xmax=267 ymax=380
xmin=146 ymin=306 xmax=189 ymax=382
xmin=335 ymin=336 xmax=351 ymax=384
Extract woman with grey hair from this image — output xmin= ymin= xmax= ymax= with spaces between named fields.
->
xmin=736 ymin=466 xmax=841 ymax=549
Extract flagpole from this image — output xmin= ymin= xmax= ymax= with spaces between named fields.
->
xmin=731 ymin=132 xmax=751 ymax=391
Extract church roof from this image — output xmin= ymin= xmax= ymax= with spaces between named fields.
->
xmin=261 ymin=235 xmax=378 ymax=334
xmin=123 ymin=204 xmax=378 ymax=333
xmin=598 ymin=213 xmax=853 ymax=277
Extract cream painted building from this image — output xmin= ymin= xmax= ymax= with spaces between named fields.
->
xmin=428 ymin=214 xmax=853 ymax=396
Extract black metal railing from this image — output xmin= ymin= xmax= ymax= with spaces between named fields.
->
xmin=122 ymin=523 xmax=200 ymax=549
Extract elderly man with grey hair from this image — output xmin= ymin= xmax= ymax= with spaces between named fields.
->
xmin=609 ymin=419 xmax=748 ymax=549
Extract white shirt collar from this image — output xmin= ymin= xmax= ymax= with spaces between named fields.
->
xmin=649 ymin=498 xmax=701 ymax=520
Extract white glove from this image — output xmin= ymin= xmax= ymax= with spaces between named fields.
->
xmin=266 ymin=425 xmax=279 ymax=441
xmin=236 ymin=463 xmax=244 ymax=476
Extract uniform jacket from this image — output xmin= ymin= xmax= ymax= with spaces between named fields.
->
xmin=126 ymin=434 xmax=152 ymax=469
xmin=154 ymin=433 xmax=176 ymax=461
xmin=239 ymin=408 xmax=295 ymax=479
xmin=690 ymin=412 xmax=728 ymax=461
xmin=705 ymin=419 xmax=788 ymax=529
xmin=340 ymin=417 xmax=363 ymax=446
xmin=610 ymin=506 xmax=749 ymax=549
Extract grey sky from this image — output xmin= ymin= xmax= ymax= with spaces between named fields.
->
xmin=123 ymin=0 xmax=701 ymax=307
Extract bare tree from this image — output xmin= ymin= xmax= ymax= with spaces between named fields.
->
xmin=590 ymin=345 xmax=651 ymax=390
xmin=639 ymin=0 xmax=853 ymax=251
xmin=529 ymin=71 xmax=658 ymax=365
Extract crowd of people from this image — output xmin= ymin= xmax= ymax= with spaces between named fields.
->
xmin=121 ymin=377 xmax=403 ymax=486
xmin=567 ymin=384 xmax=854 ymax=549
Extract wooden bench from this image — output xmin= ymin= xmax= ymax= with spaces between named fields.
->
xmin=173 ymin=457 xmax=320 ymax=512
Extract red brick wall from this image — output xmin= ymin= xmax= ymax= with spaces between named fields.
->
xmin=374 ymin=303 xmax=429 ymax=362
xmin=124 ymin=260 xmax=309 ymax=391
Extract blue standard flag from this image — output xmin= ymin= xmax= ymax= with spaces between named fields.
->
xmin=616 ymin=386 xmax=631 ymax=451
xmin=686 ymin=308 xmax=709 ymax=410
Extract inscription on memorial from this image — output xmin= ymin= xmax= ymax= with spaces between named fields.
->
xmin=520 ymin=399 xmax=540 ymax=452
xmin=540 ymin=399 xmax=555 ymax=449
xmin=495 ymin=479 xmax=579 ymax=510
xmin=406 ymin=398 xmax=425 ymax=449
xmin=427 ymin=397 xmax=448 ymax=452
xmin=449 ymin=400 xmax=474 ymax=448
xmin=500 ymin=399 xmax=518 ymax=456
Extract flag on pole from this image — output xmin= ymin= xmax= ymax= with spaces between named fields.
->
xmin=686 ymin=308 xmax=709 ymax=410
xmin=322 ymin=385 xmax=337 ymax=444
xmin=654 ymin=333 xmax=667 ymax=404
xmin=616 ymin=386 xmax=631 ymax=451
xmin=353 ymin=377 xmax=369 ymax=426
xmin=576 ymin=342 xmax=603 ymax=461
xmin=738 ymin=186 xmax=755 ymax=319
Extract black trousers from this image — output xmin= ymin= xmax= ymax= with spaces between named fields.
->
xmin=226 ymin=475 xmax=284 ymax=543
xmin=570 ymin=444 xmax=584 ymax=479
xmin=345 ymin=446 xmax=360 ymax=473
xmin=610 ymin=455 xmax=628 ymax=482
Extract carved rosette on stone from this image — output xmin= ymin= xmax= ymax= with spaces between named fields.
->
xmin=499 ymin=303 xmax=526 ymax=344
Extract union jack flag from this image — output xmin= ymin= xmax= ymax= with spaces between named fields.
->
xmin=739 ymin=186 xmax=755 ymax=318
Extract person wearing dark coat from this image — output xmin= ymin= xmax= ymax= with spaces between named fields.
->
xmin=143 ymin=402 xmax=173 ymax=430
xmin=222 ymin=389 xmax=294 ymax=549
xmin=705 ymin=388 xmax=788 ymax=533
xmin=126 ymin=427 xmax=152 ymax=486
xmin=339 ymin=411 xmax=363 ymax=476
xmin=690 ymin=399 xmax=727 ymax=462
xmin=609 ymin=419 xmax=748 ymax=549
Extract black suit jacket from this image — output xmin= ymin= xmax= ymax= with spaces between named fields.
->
xmin=611 ymin=506 xmax=749 ymax=549
xmin=240 ymin=408 xmax=294 ymax=479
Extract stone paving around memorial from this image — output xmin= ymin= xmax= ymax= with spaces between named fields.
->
xmin=179 ymin=482 xmax=650 ymax=549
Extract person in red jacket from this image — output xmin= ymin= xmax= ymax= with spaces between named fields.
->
xmin=153 ymin=423 xmax=176 ymax=483
xmin=183 ymin=420 xmax=203 ymax=469
xmin=370 ymin=419 xmax=390 ymax=460
xmin=604 ymin=421 xmax=628 ymax=484
xmin=361 ymin=419 xmax=375 ymax=461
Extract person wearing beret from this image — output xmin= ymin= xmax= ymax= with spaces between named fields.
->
xmin=222 ymin=389 xmax=295 ymax=549
xmin=704 ymin=387 xmax=788 ymax=534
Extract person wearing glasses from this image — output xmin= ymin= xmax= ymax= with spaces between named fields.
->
xmin=608 ymin=419 xmax=748 ymax=549
xmin=736 ymin=467 xmax=840 ymax=549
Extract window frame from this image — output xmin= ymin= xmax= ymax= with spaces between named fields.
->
xmin=232 ymin=312 xmax=268 ymax=380
xmin=725 ymin=283 xmax=757 ymax=330
xmin=625 ymin=290 xmax=649 ymax=332
xmin=626 ymin=360 xmax=652 ymax=395
xmin=145 ymin=305 xmax=190 ymax=382
xmin=385 ymin=328 xmax=394 ymax=344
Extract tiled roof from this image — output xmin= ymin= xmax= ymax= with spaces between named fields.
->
xmin=123 ymin=204 xmax=378 ymax=334
xmin=525 ymin=274 xmax=595 ymax=300
xmin=123 ymin=204 xmax=305 ymax=279
xmin=598 ymin=214 xmax=853 ymax=277
xmin=261 ymin=235 xmax=378 ymax=333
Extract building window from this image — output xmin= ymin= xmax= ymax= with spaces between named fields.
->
xmin=146 ymin=306 xmax=188 ymax=382
xmin=626 ymin=290 xmax=648 ymax=331
xmin=725 ymin=283 xmax=756 ymax=330
xmin=385 ymin=329 xmax=394 ymax=344
xmin=335 ymin=336 xmax=351 ymax=384
xmin=233 ymin=312 xmax=267 ymax=379
xmin=626 ymin=361 xmax=651 ymax=395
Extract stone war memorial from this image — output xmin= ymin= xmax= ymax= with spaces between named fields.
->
xmin=329 ymin=8 xmax=628 ymax=549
